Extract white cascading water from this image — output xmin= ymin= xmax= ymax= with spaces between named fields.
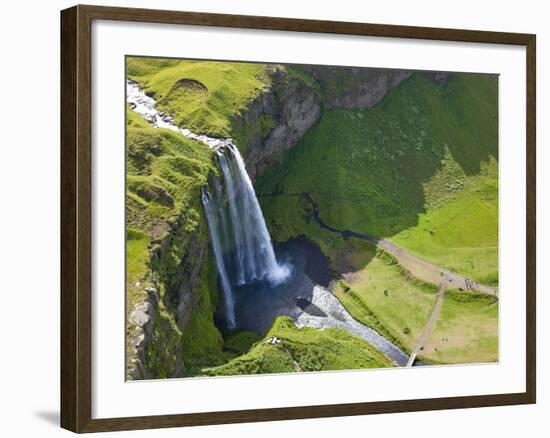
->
xmin=215 ymin=143 xmax=290 ymax=286
xmin=201 ymin=187 xmax=237 ymax=328
xmin=203 ymin=143 xmax=290 ymax=327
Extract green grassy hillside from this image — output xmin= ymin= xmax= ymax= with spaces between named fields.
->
xmin=203 ymin=316 xmax=394 ymax=376
xmin=257 ymin=73 xmax=498 ymax=284
xmin=126 ymin=105 xmax=230 ymax=378
xmin=126 ymin=106 xmax=216 ymax=311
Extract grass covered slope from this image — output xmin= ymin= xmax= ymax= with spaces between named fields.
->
xmin=126 ymin=106 xmax=231 ymax=378
xmin=333 ymin=244 xmax=438 ymax=354
xmin=391 ymin=147 xmax=498 ymax=285
xmin=127 ymin=57 xmax=270 ymax=142
xmin=257 ymin=73 xmax=498 ymax=284
xmin=126 ymin=106 xmax=216 ymax=311
xmin=203 ymin=316 xmax=394 ymax=376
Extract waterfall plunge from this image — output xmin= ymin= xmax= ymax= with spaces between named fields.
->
xmin=201 ymin=185 xmax=236 ymax=329
xmin=203 ymin=144 xmax=290 ymax=327
xmin=218 ymin=143 xmax=289 ymax=285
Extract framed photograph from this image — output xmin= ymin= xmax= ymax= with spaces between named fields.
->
xmin=60 ymin=4 xmax=536 ymax=433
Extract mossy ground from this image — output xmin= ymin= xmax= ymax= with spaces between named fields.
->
xmin=126 ymin=227 xmax=150 ymax=317
xmin=223 ymin=331 xmax=262 ymax=355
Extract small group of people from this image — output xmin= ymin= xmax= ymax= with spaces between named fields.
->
xmin=464 ymin=278 xmax=478 ymax=290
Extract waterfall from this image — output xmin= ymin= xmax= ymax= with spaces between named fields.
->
xmin=202 ymin=143 xmax=290 ymax=327
xmin=216 ymin=143 xmax=290 ymax=286
xmin=201 ymin=188 xmax=237 ymax=328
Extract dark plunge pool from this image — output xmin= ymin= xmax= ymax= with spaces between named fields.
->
xmin=229 ymin=237 xmax=332 ymax=335
xmin=215 ymin=237 xmax=410 ymax=366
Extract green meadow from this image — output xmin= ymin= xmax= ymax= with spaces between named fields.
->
xmin=422 ymin=290 xmax=499 ymax=364
xmin=258 ymin=73 xmax=499 ymax=284
xmin=333 ymin=245 xmax=438 ymax=354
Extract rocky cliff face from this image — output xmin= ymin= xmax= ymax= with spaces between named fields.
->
xmin=152 ymin=218 xmax=209 ymax=327
xmin=235 ymin=66 xmax=424 ymax=180
xmin=232 ymin=68 xmax=321 ymax=180
xmin=302 ymin=66 xmax=413 ymax=110
xmin=126 ymin=216 xmax=207 ymax=379
xmin=127 ymin=216 xmax=212 ymax=380
xmin=127 ymin=285 xmax=158 ymax=380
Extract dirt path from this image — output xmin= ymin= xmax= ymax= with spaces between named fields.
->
xmin=374 ymin=239 xmax=497 ymax=297
xmin=406 ymin=282 xmax=447 ymax=367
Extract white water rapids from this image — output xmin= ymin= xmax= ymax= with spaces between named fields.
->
xmin=127 ymin=80 xmax=233 ymax=150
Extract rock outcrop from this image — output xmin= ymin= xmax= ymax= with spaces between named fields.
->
xmin=127 ymin=286 xmax=158 ymax=380
xmin=302 ymin=66 xmax=413 ymax=110
xmin=232 ymin=68 xmax=321 ymax=180
xmin=127 ymin=223 xmax=211 ymax=379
